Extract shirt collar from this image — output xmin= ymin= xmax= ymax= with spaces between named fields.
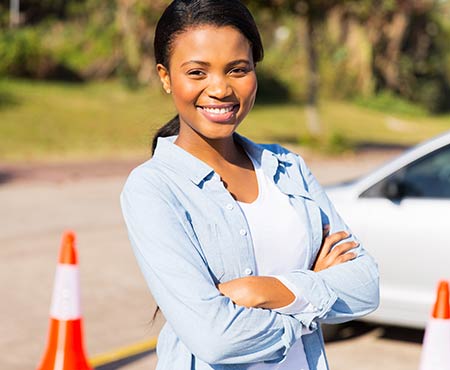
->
xmin=237 ymin=135 xmax=313 ymax=199
xmin=152 ymin=134 xmax=293 ymax=187
xmin=153 ymin=135 xmax=215 ymax=186
xmin=234 ymin=134 xmax=281 ymax=179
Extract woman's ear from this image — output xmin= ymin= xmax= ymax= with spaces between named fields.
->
xmin=157 ymin=64 xmax=172 ymax=94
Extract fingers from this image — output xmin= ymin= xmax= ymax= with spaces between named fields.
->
xmin=318 ymin=231 xmax=348 ymax=257
xmin=326 ymin=231 xmax=350 ymax=246
xmin=313 ymin=228 xmax=359 ymax=272
xmin=331 ymin=240 xmax=358 ymax=257
xmin=335 ymin=251 xmax=357 ymax=265
xmin=329 ymin=240 xmax=359 ymax=266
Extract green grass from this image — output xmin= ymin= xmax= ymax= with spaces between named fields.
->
xmin=0 ymin=79 xmax=175 ymax=161
xmin=0 ymin=79 xmax=449 ymax=161
xmin=242 ymin=100 xmax=449 ymax=150
xmin=353 ymin=91 xmax=429 ymax=118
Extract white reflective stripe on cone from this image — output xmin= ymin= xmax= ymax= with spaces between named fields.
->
xmin=50 ymin=264 xmax=81 ymax=320
xmin=420 ymin=319 xmax=450 ymax=370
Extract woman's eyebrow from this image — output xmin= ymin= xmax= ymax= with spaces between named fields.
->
xmin=180 ymin=59 xmax=251 ymax=68
xmin=180 ymin=60 xmax=210 ymax=67
xmin=226 ymin=59 xmax=251 ymax=67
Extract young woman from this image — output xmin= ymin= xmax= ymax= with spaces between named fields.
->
xmin=120 ymin=1 xmax=379 ymax=369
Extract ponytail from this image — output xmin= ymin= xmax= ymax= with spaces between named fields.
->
xmin=151 ymin=115 xmax=180 ymax=154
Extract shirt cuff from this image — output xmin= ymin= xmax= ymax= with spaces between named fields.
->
xmin=271 ymin=275 xmax=315 ymax=315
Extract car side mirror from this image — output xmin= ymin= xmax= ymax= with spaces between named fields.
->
xmin=383 ymin=178 xmax=404 ymax=200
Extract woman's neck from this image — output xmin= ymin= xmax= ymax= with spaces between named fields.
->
xmin=175 ymin=131 xmax=243 ymax=169
xmin=175 ymin=127 xmax=256 ymax=202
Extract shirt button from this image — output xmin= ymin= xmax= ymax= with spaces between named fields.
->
xmin=244 ymin=268 xmax=253 ymax=275
xmin=239 ymin=229 xmax=247 ymax=236
xmin=226 ymin=204 xmax=234 ymax=210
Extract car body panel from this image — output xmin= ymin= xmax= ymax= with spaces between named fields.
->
xmin=326 ymin=130 xmax=450 ymax=329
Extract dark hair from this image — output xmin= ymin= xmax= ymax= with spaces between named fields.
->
xmin=151 ymin=0 xmax=264 ymax=154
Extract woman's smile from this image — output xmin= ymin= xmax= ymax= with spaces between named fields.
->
xmin=196 ymin=103 xmax=240 ymax=123
xmin=157 ymin=25 xmax=257 ymax=143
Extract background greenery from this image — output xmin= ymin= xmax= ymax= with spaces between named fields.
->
xmin=1 ymin=78 xmax=448 ymax=161
xmin=0 ymin=0 xmax=449 ymax=160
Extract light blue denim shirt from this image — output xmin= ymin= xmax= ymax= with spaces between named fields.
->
xmin=120 ymin=134 xmax=379 ymax=370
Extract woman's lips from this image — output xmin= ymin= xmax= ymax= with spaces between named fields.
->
xmin=197 ymin=104 xmax=239 ymax=123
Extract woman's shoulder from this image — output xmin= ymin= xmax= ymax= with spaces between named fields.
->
xmin=122 ymin=157 xmax=174 ymax=198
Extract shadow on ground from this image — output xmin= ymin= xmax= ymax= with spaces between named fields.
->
xmin=380 ymin=325 xmax=425 ymax=344
xmin=354 ymin=141 xmax=411 ymax=152
xmin=0 ymin=92 xmax=20 ymax=110
xmin=94 ymin=349 xmax=156 ymax=370
xmin=323 ymin=321 xmax=424 ymax=344
xmin=0 ymin=171 xmax=15 ymax=185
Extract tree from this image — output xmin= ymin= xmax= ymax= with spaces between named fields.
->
xmin=115 ymin=0 xmax=169 ymax=85
xmin=333 ymin=0 xmax=450 ymax=112
xmin=245 ymin=0 xmax=345 ymax=137
xmin=247 ymin=0 xmax=450 ymax=117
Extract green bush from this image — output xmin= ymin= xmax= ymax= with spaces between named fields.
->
xmin=414 ymin=78 xmax=450 ymax=114
xmin=48 ymin=15 xmax=118 ymax=75
xmin=0 ymin=28 xmax=51 ymax=77
xmin=353 ymin=91 xmax=428 ymax=117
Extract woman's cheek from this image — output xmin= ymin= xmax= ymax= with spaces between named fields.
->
xmin=174 ymin=77 xmax=204 ymax=97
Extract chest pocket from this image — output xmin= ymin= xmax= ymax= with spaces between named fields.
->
xmin=190 ymin=222 xmax=226 ymax=283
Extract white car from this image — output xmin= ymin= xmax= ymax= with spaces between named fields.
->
xmin=326 ymin=130 xmax=450 ymax=329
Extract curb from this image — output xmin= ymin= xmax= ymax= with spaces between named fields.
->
xmin=90 ymin=338 xmax=158 ymax=369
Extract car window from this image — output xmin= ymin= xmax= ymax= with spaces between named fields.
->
xmin=361 ymin=144 xmax=450 ymax=199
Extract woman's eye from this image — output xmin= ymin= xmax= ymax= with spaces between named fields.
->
xmin=230 ymin=68 xmax=249 ymax=76
xmin=187 ymin=70 xmax=205 ymax=77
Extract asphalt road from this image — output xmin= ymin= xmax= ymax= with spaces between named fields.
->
xmin=0 ymin=148 xmax=425 ymax=370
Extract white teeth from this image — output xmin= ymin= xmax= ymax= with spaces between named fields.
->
xmin=202 ymin=106 xmax=234 ymax=114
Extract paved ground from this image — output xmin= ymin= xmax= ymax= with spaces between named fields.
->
xmin=0 ymin=147 xmax=425 ymax=370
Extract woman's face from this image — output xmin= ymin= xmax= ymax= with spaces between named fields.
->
xmin=157 ymin=25 xmax=258 ymax=141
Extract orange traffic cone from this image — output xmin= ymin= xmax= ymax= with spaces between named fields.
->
xmin=37 ymin=231 xmax=92 ymax=370
xmin=419 ymin=280 xmax=450 ymax=370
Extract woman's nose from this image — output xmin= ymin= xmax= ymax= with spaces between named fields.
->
xmin=205 ymin=75 xmax=232 ymax=99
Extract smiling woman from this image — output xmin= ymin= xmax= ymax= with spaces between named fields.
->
xmin=120 ymin=1 xmax=379 ymax=370
xmin=156 ymin=25 xmax=258 ymax=144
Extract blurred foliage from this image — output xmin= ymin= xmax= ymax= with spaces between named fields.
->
xmin=0 ymin=27 xmax=49 ymax=77
xmin=353 ymin=90 xmax=428 ymax=117
xmin=0 ymin=0 xmax=449 ymax=112
xmin=1 ymin=79 xmax=448 ymax=160
xmin=245 ymin=0 xmax=450 ymax=112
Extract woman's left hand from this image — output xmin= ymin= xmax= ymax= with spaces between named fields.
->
xmin=312 ymin=226 xmax=359 ymax=272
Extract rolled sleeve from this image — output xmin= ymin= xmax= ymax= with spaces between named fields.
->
xmin=277 ymin=155 xmax=380 ymax=330
xmin=120 ymin=172 xmax=305 ymax=365
xmin=271 ymin=275 xmax=316 ymax=318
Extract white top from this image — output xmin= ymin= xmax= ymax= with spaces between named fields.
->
xmin=238 ymin=154 xmax=311 ymax=370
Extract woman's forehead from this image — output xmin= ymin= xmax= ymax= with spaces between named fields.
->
xmin=169 ymin=25 xmax=253 ymax=66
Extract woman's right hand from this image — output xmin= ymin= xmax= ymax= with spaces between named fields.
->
xmin=312 ymin=225 xmax=359 ymax=272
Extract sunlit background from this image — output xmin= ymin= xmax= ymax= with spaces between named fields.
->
xmin=1 ymin=0 xmax=449 ymax=161
xmin=1 ymin=1 xmax=449 ymax=370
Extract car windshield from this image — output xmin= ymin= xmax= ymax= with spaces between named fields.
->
xmin=361 ymin=144 xmax=450 ymax=199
